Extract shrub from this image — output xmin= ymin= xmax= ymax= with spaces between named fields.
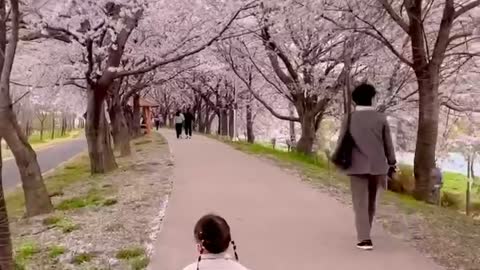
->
xmin=388 ymin=165 xmax=415 ymax=195
xmin=441 ymin=191 xmax=463 ymax=208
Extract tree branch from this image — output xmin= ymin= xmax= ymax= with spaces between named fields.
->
xmin=454 ymin=0 xmax=480 ymax=19
xmin=115 ymin=3 xmax=257 ymax=78
xmin=377 ymin=0 xmax=409 ymax=33
xmin=249 ymin=88 xmax=300 ymax=122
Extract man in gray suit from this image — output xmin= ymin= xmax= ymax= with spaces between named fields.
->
xmin=333 ymin=83 xmax=397 ymax=250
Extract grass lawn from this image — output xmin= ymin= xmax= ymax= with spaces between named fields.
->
xmin=1 ymin=129 xmax=83 ymax=161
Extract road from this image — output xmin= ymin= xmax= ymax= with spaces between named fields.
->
xmin=148 ymin=129 xmax=443 ymax=270
xmin=2 ymin=139 xmax=87 ymax=191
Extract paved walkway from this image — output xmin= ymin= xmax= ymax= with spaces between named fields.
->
xmin=149 ymin=130 xmax=443 ymax=270
xmin=2 ymin=139 xmax=87 ymax=190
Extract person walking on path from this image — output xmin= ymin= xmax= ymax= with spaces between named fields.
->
xmin=184 ymin=108 xmax=195 ymax=139
xmin=332 ymin=83 xmax=397 ymax=250
xmin=174 ymin=110 xmax=185 ymax=139
xmin=183 ymin=214 xmax=249 ymax=270
xmin=154 ymin=113 xmax=161 ymax=131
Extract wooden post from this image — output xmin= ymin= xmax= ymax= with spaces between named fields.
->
xmin=466 ymin=155 xmax=472 ymax=216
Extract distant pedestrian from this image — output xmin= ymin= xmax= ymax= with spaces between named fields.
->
xmin=154 ymin=114 xmax=160 ymax=131
xmin=184 ymin=108 xmax=195 ymax=139
xmin=174 ymin=110 xmax=184 ymax=139
xmin=332 ymin=83 xmax=397 ymax=250
xmin=182 ymin=214 xmax=249 ymax=270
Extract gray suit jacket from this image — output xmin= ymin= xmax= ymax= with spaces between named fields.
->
xmin=334 ymin=109 xmax=396 ymax=175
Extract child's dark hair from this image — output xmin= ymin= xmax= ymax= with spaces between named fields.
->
xmin=194 ymin=214 xmax=239 ymax=270
xmin=352 ymin=83 xmax=377 ymax=106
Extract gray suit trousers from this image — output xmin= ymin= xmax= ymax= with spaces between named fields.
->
xmin=350 ymin=175 xmax=385 ymax=241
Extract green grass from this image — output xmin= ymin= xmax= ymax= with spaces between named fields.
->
xmin=228 ymin=139 xmax=480 ymax=213
xmin=42 ymin=215 xmax=80 ymax=233
xmin=72 ymin=253 xmax=94 ymax=265
xmin=15 ymin=241 xmax=40 ymax=265
xmin=116 ymin=247 xmax=145 ymax=260
xmin=130 ymin=256 xmax=150 ymax=270
xmin=28 ymin=129 xmax=82 ymax=145
xmin=56 ymin=196 xmax=100 ymax=210
xmin=231 ymin=141 xmax=329 ymax=168
xmin=116 ymin=247 xmax=148 ymax=270
xmin=47 ymin=245 xmax=66 ymax=258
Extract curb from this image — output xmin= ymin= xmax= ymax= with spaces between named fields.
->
xmin=146 ymin=130 xmax=175 ymax=269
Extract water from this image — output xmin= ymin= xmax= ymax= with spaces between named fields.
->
xmin=398 ymin=152 xmax=480 ymax=175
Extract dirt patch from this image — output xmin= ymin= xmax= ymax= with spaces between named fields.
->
xmin=12 ymin=134 xmax=173 ymax=269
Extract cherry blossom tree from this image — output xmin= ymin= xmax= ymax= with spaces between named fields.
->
xmin=23 ymin=0 xmax=257 ymax=173
xmin=0 ymin=0 xmax=53 ymax=221
xmin=333 ymin=0 xmax=480 ymax=201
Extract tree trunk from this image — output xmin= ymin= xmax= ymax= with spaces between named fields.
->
xmin=206 ymin=112 xmax=215 ymax=135
xmin=413 ymin=74 xmax=440 ymax=202
xmin=25 ymin=119 xmax=31 ymax=137
xmin=296 ymin=113 xmax=317 ymax=155
xmin=85 ymin=88 xmax=117 ymax=174
xmin=0 ymin=144 xmax=14 ymax=270
xmin=470 ymin=154 xmax=475 ymax=179
xmin=109 ymin=104 xmax=131 ymax=156
xmin=289 ymin=103 xmax=296 ymax=143
xmin=220 ymin=109 xmax=228 ymax=136
xmin=39 ymin=121 xmax=45 ymax=141
xmin=0 ymin=109 xmax=53 ymax=216
xmin=60 ymin=115 xmax=66 ymax=137
xmin=51 ymin=113 xmax=55 ymax=140
xmin=196 ymin=105 xmax=203 ymax=132
xmin=246 ymin=103 xmax=254 ymax=143
xmin=228 ymin=107 xmax=234 ymax=139
xmin=131 ymin=94 xmax=142 ymax=137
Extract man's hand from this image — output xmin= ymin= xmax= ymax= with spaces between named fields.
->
xmin=387 ymin=166 xmax=397 ymax=179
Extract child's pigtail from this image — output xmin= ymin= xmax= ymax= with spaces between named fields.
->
xmin=231 ymin=240 xmax=239 ymax=261
xmin=196 ymin=246 xmax=204 ymax=270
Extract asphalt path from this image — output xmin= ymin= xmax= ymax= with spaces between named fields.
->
xmin=2 ymin=139 xmax=87 ymax=190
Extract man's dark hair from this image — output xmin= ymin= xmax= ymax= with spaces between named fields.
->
xmin=352 ymin=83 xmax=377 ymax=106
xmin=194 ymin=214 xmax=239 ymax=269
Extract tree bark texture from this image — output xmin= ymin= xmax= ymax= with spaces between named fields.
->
xmin=220 ymin=109 xmax=228 ymax=136
xmin=296 ymin=112 xmax=317 ymax=154
xmin=85 ymin=88 xmax=117 ymax=174
xmin=131 ymin=94 xmax=142 ymax=137
xmin=109 ymin=103 xmax=131 ymax=156
xmin=51 ymin=112 xmax=55 ymax=140
xmin=0 ymin=144 xmax=14 ymax=270
xmin=228 ymin=108 xmax=234 ymax=139
xmin=0 ymin=109 xmax=53 ymax=216
xmin=246 ymin=103 xmax=254 ymax=143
